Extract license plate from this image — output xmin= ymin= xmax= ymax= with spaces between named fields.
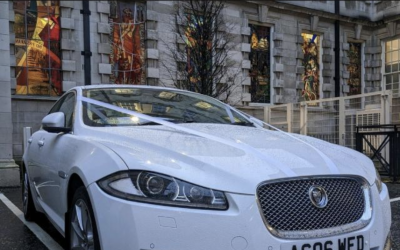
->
xmin=281 ymin=233 xmax=369 ymax=250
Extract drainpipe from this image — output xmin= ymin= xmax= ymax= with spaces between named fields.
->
xmin=81 ymin=0 xmax=92 ymax=85
xmin=334 ymin=0 xmax=340 ymax=97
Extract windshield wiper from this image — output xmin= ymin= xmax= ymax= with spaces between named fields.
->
xmin=136 ymin=117 xmax=183 ymax=126
xmin=231 ymin=121 xmax=254 ymax=127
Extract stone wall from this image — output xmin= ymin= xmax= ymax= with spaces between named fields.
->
xmin=11 ymin=98 xmax=56 ymax=160
xmin=0 ymin=1 xmax=13 ymax=161
xmin=1 ymin=0 xmax=18 ymax=186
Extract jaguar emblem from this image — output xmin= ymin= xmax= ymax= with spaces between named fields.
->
xmin=309 ymin=185 xmax=328 ymax=208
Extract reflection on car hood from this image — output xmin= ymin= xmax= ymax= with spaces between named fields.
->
xmin=83 ymin=124 xmax=376 ymax=194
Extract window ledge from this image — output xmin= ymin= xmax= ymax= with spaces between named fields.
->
xmin=11 ymin=95 xmax=59 ymax=101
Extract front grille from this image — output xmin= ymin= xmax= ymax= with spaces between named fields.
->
xmin=257 ymin=177 xmax=369 ymax=238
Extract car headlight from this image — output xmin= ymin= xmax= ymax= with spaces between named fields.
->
xmin=98 ymin=171 xmax=228 ymax=210
xmin=375 ymin=168 xmax=383 ymax=193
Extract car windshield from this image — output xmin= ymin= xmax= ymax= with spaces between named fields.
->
xmin=82 ymin=88 xmax=253 ymax=127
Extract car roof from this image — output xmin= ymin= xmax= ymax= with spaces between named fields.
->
xmin=73 ymin=84 xmax=189 ymax=93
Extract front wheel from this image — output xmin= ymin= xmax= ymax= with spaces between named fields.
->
xmin=22 ymin=168 xmax=37 ymax=221
xmin=69 ymin=187 xmax=101 ymax=250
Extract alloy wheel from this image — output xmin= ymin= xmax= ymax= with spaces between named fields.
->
xmin=70 ymin=199 xmax=95 ymax=250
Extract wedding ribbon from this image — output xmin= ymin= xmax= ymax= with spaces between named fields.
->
xmin=231 ymin=107 xmax=340 ymax=175
xmin=78 ymin=96 xmax=297 ymax=177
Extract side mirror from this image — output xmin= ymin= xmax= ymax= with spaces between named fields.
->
xmin=42 ymin=112 xmax=71 ymax=133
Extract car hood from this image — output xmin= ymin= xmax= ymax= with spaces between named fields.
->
xmin=82 ymin=124 xmax=376 ymax=194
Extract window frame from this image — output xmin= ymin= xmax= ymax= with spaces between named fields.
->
xmin=13 ymin=1 xmax=62 ymax=97
xmin=346 ymin=41 xmax=364 ymax=96
xmin=383 ymin=37 xmax=400 ymax=97
xmin=300 ymin=31 xmax=323 ymax=103
xmin=109 ymin=1 xmax=146 ymax=85
xmin=248 ymin=22 xmax=274 ymax=106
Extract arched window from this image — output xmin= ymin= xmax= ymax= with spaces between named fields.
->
xmin=14 ymin=1 xmax=61 ymax=96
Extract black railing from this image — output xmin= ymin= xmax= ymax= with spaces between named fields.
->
xmin=356 ymin=124 xmax=400 ymax=182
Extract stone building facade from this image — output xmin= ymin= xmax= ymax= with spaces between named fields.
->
xmin=1 ymin=0 xmax=400 ymax=185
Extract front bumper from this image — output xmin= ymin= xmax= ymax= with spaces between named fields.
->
xmin=87 ymin=182 xmax=391 ymax=250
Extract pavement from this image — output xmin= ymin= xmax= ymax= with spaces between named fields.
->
xmin=0 ymin=184 xmax=399 ymax=250
xmin=388 ymin=183 xmax=400 ymax=250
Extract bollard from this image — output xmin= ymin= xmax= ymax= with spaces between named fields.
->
xmin=22 ymin=127 xmax=32 ymax=154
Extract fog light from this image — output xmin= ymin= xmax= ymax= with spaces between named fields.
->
xmin=384 ymin=232 xmax=392 ymax=250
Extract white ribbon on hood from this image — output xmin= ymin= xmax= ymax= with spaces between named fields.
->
xmin=78 ymin=96 xmax=297 ymax=177
xmin=231 ymin=107 xmax=340 ymax=175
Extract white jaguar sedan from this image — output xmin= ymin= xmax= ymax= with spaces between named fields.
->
xmin=23 ymin=85 xmax=391 ymax=250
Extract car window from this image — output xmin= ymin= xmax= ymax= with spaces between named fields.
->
xmin=50 ymin=92 xmax=76 ymax=128
xmin=81 ymin=88 xmax=253 ymax=127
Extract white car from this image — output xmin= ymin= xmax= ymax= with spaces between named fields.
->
xmin=23 ymin=85 xmax=392 ymax=250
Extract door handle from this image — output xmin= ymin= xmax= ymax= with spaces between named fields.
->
xmin=38 ymin=140 xmax=45 ymax=147
xmin=28 ymin=139 xmax=32 ymax=144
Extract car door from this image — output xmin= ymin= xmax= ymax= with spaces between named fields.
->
xmin=27 ymin=93 xmax=69 ymax=207
xmin=32 ymin=92 xmax=76 ymax=229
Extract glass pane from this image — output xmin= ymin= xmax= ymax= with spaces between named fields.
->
xmin=393 ymin=63 xmax=399 ymax=73
xmin=347 ymin=43 xmax=362 ymax=95
xmin=398 ymin=50 xmax=400 ymax=63
xmin=386 ymin=52 xmax=391 ymax=63
xmin=394 ymin=73 xmax=399 ymax=83
xmin=28 ymin=68 xmax=50 ymax=95
xmin=15 ymin=67 xmax=28 ymax=95
xmin=13 ymin=1 xmax=25 ymax=11
xmin=393 ymin=40 xmax=399 ymax=50
xmin=13 ymin=0 xmax=62 ymax=96
xmin=249 ymin=24 xmax=271 ymax=103
xmin=36 ymin=1 xmax=49 ymax=13
xmin=47 ymin=16 xmax=60 ymax=41
xmin=386 ymin=41 xmax=392 ymax=51
xmin=49 ymin=41 xmax=61 ymax=68
xmin=26 ymin=11 xmax=39 ymax=40
xmin=15 ymin=45 xmax=27 ymax=67
xmin=26 ymin=1 xmax=40 ymax=12
xmin=301 ymin=33 xmax=320 ymax=101
xmin=49 ymin=1 xmax=60 ymax=15
xmin=14 ymin=11 xmax=26 ymax=39
xmin=393 ymin=51 xmax=398 ymax=62
xmin=36 ymin=13 xmax=51 ymax=41
xmin=49 ymin=70 xmax=62 ymax=96
xmin=387 ymin=75 xmax=393 ymax=84
xmin=110 ymin=1 xmax=145 ymax=85
xmin=386 ymin=65 xmax=391 ymax=73
xmin=27 ymin=41 xmax=49 ymax=68
xmin=14 ymin=23 xmax=26 ymax=39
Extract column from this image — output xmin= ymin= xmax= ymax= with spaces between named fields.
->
xmin=0 ymin=0 xmax=19 ymax=187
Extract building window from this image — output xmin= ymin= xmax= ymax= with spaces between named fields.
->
xmin=347 ymin=43 xmax=362 ymax=95
xmin=184 ymin=14 xmax=212 ymax=91
xmin=109 ymin=1 xmax=145 ymax=84
xmin=301 ymin=33 xmax=321 ymax=101
xmin=13 ymin=1 xmax=61 ymax=96
xmin=385 ymin=38 xmax=400 ymax=96
xmin=249 ymin=24 xmax=271 ymax=103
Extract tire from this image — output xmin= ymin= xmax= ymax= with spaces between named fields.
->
xmin=22 ymin=167 xmax=37 ymax=221
xmin=68 ymin=186 xmax=101 ymax=250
